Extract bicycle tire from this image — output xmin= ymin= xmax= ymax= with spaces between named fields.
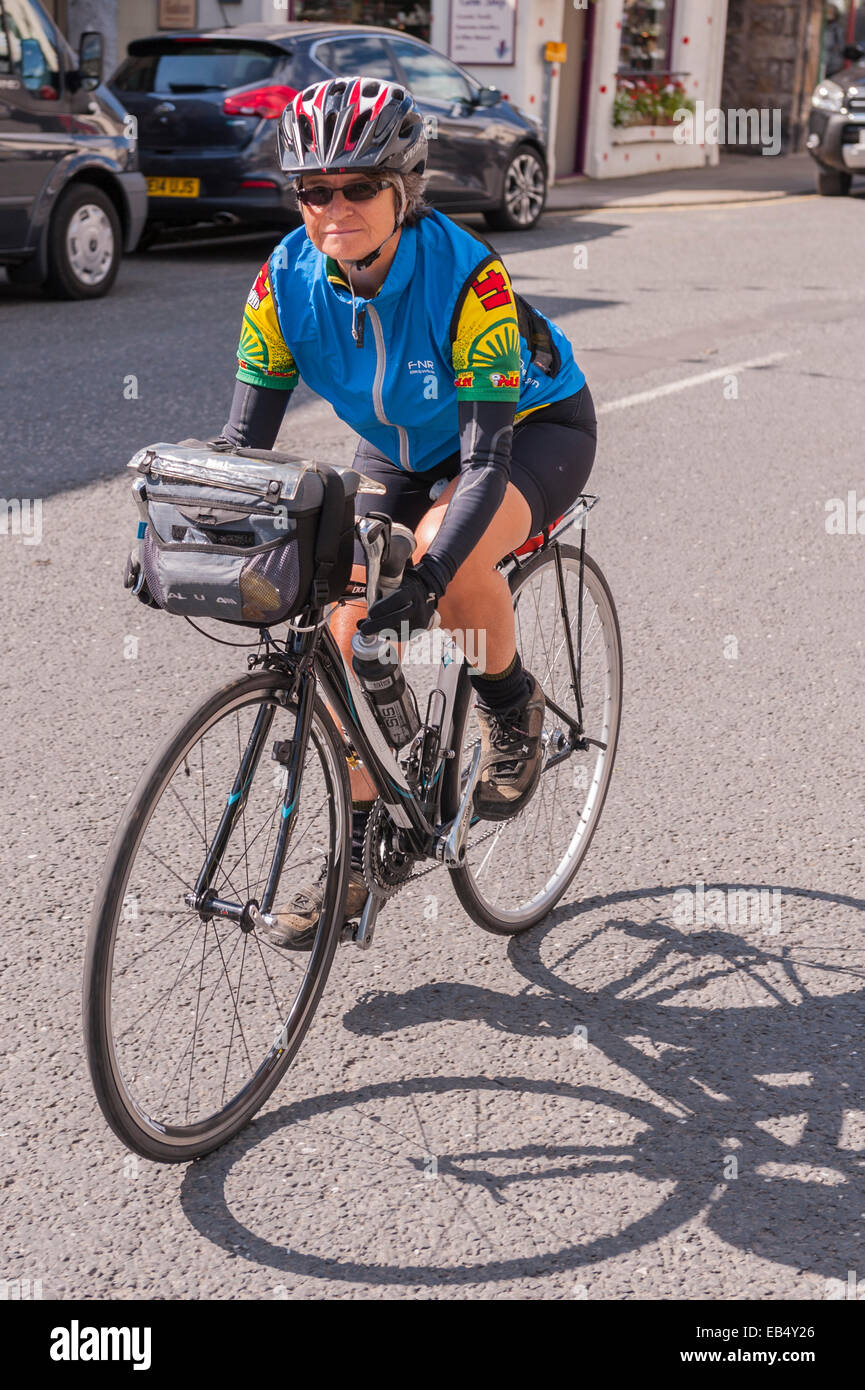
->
xmin=83 ymin=670 xmax=351 ymax=1162
xmin=443 ymin=545 xmax=622 ymax=935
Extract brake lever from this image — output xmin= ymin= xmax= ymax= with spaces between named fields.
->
xmin=356 ymin=516 xmax=388 ymax=609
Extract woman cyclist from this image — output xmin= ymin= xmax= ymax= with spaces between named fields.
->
xmin=213 ymin=77 xmax=597 ymax=947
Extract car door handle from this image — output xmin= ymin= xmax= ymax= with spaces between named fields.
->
xmin=153 ymin=102 xmax=176 ymax=115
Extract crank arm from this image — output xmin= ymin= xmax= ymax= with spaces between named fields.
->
xmin=342 ymin=891 xmax=386 ymax=949
xmin=434 ymin=739 xmax=483 ymax=867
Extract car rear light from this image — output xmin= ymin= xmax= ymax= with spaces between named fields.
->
xmin=223 ymin=85 xmax=297 ymax=120
xmin=241 ymin=180 xmax=279 ymax=188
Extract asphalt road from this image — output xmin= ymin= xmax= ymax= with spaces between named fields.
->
xmin=2 ymin=190 xmax=864 ymax=1300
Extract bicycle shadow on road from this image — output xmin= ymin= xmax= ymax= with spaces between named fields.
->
xmin=179 ymin=881 xmax=865 ymax=1290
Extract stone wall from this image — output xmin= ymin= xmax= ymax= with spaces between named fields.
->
xmin=721 ymin=0 xmax=825 ymax=153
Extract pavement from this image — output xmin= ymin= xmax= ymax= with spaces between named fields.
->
xmin=548 ymin=151 xmax=817 ymax=211
xmin=2 ymin=187 xmax=865 ymax=1301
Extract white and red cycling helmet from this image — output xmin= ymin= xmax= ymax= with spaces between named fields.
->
xmin=277 ymin=76 xmax=427 ymax=178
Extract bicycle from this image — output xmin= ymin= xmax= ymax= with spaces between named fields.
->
xmin=83 ymin=454 xmax=622 ymax=1161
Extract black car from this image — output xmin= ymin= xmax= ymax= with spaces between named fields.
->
xmin=109 ymin=21 xmax=547 ymax=238
xmin=0 ymin=0 xmax=146 ymax=297
xmin=807 ymin=41 xmax=865 ymax=195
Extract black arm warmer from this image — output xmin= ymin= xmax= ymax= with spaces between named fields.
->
xmin=419 ymin=399 xmax=516 ymax=597
xmin=215 ymin=378 xmax=293 ymax=451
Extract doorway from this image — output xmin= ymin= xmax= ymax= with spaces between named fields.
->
xmin=554 ymin=0 xmax=587 ymax=178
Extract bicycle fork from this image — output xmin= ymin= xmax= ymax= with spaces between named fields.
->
xmin=183 ymin=666 xmax=318 ymax=932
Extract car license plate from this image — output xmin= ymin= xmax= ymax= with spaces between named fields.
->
xmin=147 ymin=177 xmax=200 ymax=197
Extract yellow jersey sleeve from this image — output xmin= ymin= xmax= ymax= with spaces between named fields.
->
xmin=451 ymin=257 xmax=522 ymax=403
xmin=236 ymin=261 xmax=299 ymax=390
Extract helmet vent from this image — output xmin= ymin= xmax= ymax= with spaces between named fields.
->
xmin=352 ymin=109 xmax=372 ymax=141
xmin=362 ymin=80 xmax=381 ymax=98
xmin=324 ymin=110 xmax=337 ymax=146
xmin=299 ymin=114 xmax=314 ymax=146
xmin=399 ymin=118 xmax=414 ymax=137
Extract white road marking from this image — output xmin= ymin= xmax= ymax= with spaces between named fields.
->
xmin=597 ymin=351 xmax=791 ymax=414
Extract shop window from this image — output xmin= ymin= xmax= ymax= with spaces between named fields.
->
xmin=617 ymin=0 xmax=674 ymax=77
xmin=294 ymin=2 xmax=431 ymax=45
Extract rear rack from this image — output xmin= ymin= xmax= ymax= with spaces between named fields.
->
xmin=507 ymin=492 xmax=598 ymax=565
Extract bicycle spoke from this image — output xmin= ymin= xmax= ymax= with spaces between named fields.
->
xmin=99 ymin=679 xmax=346 ymax=1145
xmin=456 ymin=549 xmax=621 ymax=926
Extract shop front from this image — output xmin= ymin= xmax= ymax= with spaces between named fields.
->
xmin=581 ymin=0 xmax=729 ymax=178
xmin=426 ymin=0 xmax=729 ymax=181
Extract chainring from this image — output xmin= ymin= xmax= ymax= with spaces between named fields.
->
xmin=362 ymin=800 xmax=417 ymax=899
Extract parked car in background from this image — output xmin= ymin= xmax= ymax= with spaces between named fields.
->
xmin=808 ymin=41 xmax=865 ymax=195
xmin=108 ymin=21 xmax=548 ymax=240
xmin=0 ymin=0 xmax=146 ymax=297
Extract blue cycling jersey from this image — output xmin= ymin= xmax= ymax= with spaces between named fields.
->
xmin=236 ymin=208 xmax=585 ymax=474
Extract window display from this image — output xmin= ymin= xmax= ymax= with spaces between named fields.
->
xmin=292 ymin=1 xmax=431 ymax=44
xmin=617 ymin=0 xmax=673 ymax=77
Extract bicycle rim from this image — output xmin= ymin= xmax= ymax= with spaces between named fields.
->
xmin=446 ymin=545 xmax=622 ymax=932
xmin=83 ymin=672 xmax=350 ymax=1161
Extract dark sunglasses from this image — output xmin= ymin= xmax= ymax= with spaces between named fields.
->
xmin=296 ymin=178 xmax=390 ymax=207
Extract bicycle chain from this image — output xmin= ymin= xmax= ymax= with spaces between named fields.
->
xmin=362 ymin=799 xmax=501 ymax=891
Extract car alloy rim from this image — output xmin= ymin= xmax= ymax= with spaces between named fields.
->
xmin=66 ymin=204 xmax=114 ymax=285
xmin=504 ymin=152 xmax=545 ymax=224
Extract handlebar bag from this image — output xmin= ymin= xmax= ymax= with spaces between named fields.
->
xmin=128 ymin=444 xmax=358 ymax=625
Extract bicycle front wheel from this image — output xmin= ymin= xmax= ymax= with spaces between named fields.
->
xmin=83 ymin=671 xmax=351 ymax=1162
xmin=444 ymin=544 xmax=622 ymax=934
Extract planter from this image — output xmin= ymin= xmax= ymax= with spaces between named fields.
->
xmin=611 ymin=124 xmax=679 ymax=144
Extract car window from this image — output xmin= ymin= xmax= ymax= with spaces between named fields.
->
xmin=389 ymin=38 xmax=472 ymax=104
xmin=313 ymin=36 xmax=399 ymax=82
xmin=1 ymin=0 xmax=61 ymax=98
xmin=111 ymin=44 xmax=282 ymax=94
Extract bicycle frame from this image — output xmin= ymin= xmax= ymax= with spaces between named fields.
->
xmin=184 ymin=491 xmax=599 ymax=946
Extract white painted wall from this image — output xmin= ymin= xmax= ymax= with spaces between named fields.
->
xmin=433 ymin=0 xmax=730 ymax=181
xmin=583 ymin=0 xmax=730 ymax=179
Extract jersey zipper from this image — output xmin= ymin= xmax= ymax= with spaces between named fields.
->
xmin=366 ymin=302 xmax=412 ymax=472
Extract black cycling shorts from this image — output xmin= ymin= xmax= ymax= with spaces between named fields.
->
xmin=351 ymin=382 xmax=598 ymax=568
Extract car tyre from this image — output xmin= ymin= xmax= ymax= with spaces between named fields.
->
xmin=817 ymin=168 xmax=852 ymax=196
xmin=44 ymin=183 xmax=122 ymax=299
xmin=484 ymin=144 xmax=547 ymax=232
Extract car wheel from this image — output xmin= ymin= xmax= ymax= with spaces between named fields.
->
xmin=484 ymin=145 xmax=547 ymax=231
xmin=44 ymin=183 xmax=122 ymax=299
xmin=817 ymin=168 xmax=851 ymax=196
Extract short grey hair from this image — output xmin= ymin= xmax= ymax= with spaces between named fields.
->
xmin=391 ymin=169 xmax=431 ymax=226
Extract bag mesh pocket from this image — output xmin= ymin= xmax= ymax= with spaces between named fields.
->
xmin=141 ymin=530 xmax=166 ymax=608
xmin=239 ymin=539 xmax=301 ymax=622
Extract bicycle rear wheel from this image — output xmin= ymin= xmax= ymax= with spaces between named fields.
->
xmin=443 ymin=544 xmax=622 ymax=934
xmin=83 ymin=671 xmax=351 ymax=1161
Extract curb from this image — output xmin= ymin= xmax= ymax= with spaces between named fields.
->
xmin=546 ymin=187 xmax=815 ymax=212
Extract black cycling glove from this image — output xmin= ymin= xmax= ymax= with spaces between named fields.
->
xmin=359 ymin=559 xmax=441 ymax=640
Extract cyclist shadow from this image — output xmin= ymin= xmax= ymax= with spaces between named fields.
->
xmin=178 ymin=881 xmax=865 ymax=1287
xmin=340 ymin=881 xmax=865 ymax=1282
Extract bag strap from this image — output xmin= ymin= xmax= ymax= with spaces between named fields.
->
xmin=310 ymin=462 xmax=348 ymax=607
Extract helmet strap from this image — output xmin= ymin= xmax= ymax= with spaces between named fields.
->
xmin=345 ymin=176 xmax=407 ymax=272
